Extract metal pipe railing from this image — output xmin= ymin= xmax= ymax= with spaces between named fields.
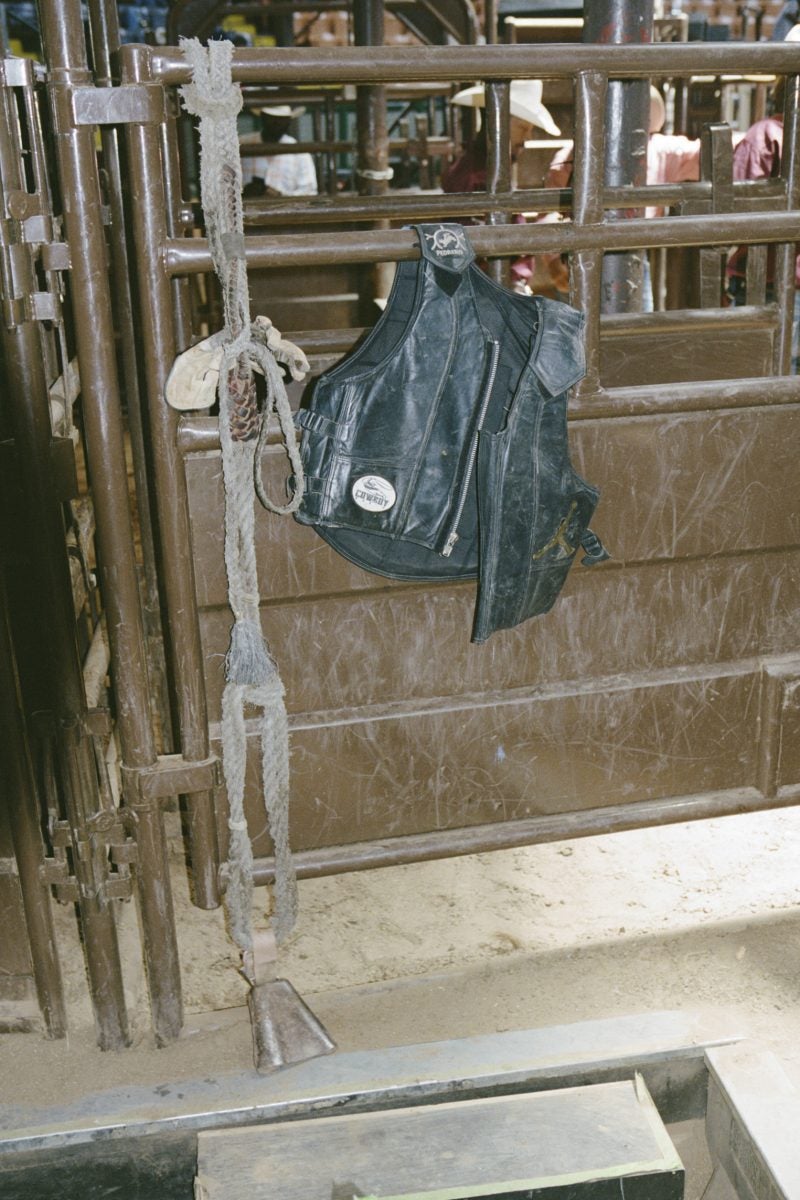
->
xmin=248 ymin=780 xmax=800 ymax=883
xmin=571 ymin=69 xmax=608 ymax=397
xmin=37 ymin=0 xmax=184 ymax=1048
xmin=774 ymin=73 xmax=800 ymax=373
xmin=165 ymin=208 xmax=800 ymax=274
xmin=178 ymin=370 xmax=800 ymax=455
xmin=120 ymin=44 xmax=221 ymax=918
xmin=86 ymin=0 xmax=175 ymax=753
xmin=0 ymin=46 xmax=129 ymax=1050
xmin=240 ymin=178 xmax=785 ymax=226
xmin=152 ymin=41 xmax=800 ymax=86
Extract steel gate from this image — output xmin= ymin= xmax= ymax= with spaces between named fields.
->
xmin=2 ymin=0 xmax=800 ymax=1050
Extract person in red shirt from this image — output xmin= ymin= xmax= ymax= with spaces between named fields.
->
xmin=725 ymin=44 xmax=800 ymax=372
xmin=442 ymin=80 xmax=561 ymax=291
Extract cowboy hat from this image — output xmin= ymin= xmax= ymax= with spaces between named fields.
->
xmin=252 ymin=103 xmax=306 ymax=118
xmin=451 ymin=79 xmax=561 ymax=137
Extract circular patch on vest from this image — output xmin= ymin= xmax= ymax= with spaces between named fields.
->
xmin=351 ymin=474 xmax=396 ymax=512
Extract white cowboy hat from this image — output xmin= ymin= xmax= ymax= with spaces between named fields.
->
xmin=451 ymin=79 xmax=561 ymax=137
xmin=252 ymin=103 xmax=306 ymax=118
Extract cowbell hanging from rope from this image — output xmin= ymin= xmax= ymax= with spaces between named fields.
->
xmin=174 ymin=35 xmax=334 ymax=1073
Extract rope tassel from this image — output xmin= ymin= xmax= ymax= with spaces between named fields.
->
xmin=180 ymin=38 xmax=303 ymax=951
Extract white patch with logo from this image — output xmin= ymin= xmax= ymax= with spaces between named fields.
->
xmin=351 ymin=474 xmax=396 ymax=512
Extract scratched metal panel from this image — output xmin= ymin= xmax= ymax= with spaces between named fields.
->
xmin=198 ymin=551 xmax=800 ymax=722
xmin=186 ymin=404 xmax=800 ymax=608
xmin=217 ymin=669 xmax=760 ymax=853
xmin=187 ymin=369 xmax=800 ymax=850
xmin=600 ymin=327 xmax=773 ymax=387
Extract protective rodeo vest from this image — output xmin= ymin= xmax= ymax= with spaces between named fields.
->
xmin=294 ymin=223 xmax=607 ymax=642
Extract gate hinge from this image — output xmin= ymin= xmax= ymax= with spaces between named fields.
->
xmin=69 ymin=83 xmax=166 ymax=127
xmin=121 ymin=753 xmax=222 ymax=806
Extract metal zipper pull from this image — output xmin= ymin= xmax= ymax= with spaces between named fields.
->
xmin=442 ymin=530 xmax=459 ymax=557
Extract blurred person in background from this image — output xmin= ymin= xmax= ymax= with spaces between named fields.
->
xmin=442 ymin=80 xmax=561 ymax=292
xmin=241 ymin=103 xmax=318 ymax=197
xmin=725 ymin=34 xmax=800 ymax=372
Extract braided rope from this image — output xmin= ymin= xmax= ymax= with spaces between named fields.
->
xmin=180 ymin=38 xmax=300 ymax=950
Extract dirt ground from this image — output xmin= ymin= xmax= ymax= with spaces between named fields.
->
xmin=4 ymin=803 xmax=800 ymax=1110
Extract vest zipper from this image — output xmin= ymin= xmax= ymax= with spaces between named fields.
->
xmin=442 ymin=336 xmax=501 ymax=557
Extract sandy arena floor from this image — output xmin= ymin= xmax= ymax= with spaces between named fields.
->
xmin=4 ymin=804 xmax=800 ymax=1109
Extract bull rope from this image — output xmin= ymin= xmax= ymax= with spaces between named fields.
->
xmin=179 ymin=37 xmax=304 ymax=953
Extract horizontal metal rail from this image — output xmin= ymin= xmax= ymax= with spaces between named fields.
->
xmin=248 ymin=782 xmax=800 ymax=883
xmin=150 ymin=42 xmax=800 ymax=86
xmin=177 ymin=374 xmax=800 ymax=454
xmin=240 ymin=136 xmax=452 ymax=156
xmin=167 ymin=208 xmax=800 ymax=273
xmin=243 ymin=179 xmax=783 ymax=226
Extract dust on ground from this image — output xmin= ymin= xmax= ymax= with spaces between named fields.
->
xmin=3 ymin=805 xmax=800 ymax=1109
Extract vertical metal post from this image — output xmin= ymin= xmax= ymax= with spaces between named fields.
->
xmin=86 ymin=0 xmax=175 ymax=752
xmin=119 ymin=42 xmax=220 ymax=914
xmin=485 ymin=80 xmax=511 ymax=287
xmin=0 ymin=581 xmax=67 ymax=1039
xmin=571 ymin=70 xmax=609 ymax=400
xmin=325 ymin=92 xmax=337 ymax=196
xmin=35 ymin=0 xmax=184 ymax=1046
xmin=0 ymin=55 xmax=130 ymax=1050
xmin=583 ymin=0 xmax=654 ymax=313
xmin=161 ymin=108 xmax=194 ymax=354
xmin=774 ymin=73 xmax=800 ymax=374
xmin=698 ymin=123 xmax=734 ymax=308
xmin=353 ymin=0 xmax=392 ymax=300
xmin=485 ymin=0 xmax=499 ymax=44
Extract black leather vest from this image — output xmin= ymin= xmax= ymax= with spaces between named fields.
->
xmin=295 ymin=223 xmax=607 ymax=642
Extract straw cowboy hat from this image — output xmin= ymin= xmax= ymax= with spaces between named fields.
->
xmin=451 ymin=79 xmax=561 ymax=137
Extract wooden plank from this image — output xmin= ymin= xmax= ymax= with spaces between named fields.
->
xmin=195 ymin=1079 xmax=683 ymax=1200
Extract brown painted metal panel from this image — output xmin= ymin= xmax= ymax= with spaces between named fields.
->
xmin=197 ymin=551 xmax=800 ymax=724
xmin=217 ymin=668 xmax=760 ymax=853
xmin=122 ymin=41 xmax=800 ymax=896
xmin=599 ymin=325 xmax=774 ymax=387
xmin=188 ymin=402 xmax=800 ymax=609
xmin=185 ymin=357 xmax=800 ymax=855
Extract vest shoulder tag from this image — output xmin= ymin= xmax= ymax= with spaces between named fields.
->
xmin=415 ymin=223 xmax=475 ymax=274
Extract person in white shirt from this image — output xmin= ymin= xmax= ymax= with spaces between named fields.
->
xmin=241 ymin=104 xmax=318 ymax=197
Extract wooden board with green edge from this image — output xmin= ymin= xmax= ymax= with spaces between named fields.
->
xmin=194 ymin=1075 xmax=685 ymax=1200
